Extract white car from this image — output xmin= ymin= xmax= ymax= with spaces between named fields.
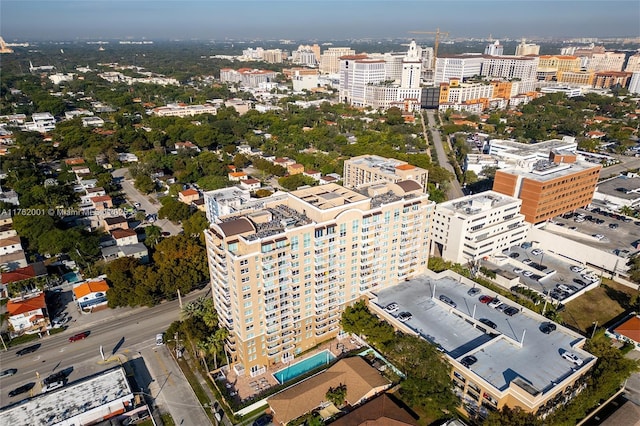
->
xmin=531 ymin=249 xmax=543 ymax=256
xmin=522 ymin=259 xmax=533 ymax=265
xmin=513 ymin=267 xmax=523 ymax=274
xmin=384 ymin=303 xmax=399 ymax=313
xmin=592 ymin=234 xmax=605 ymax=241
xmin=562 ymin=351 xmax=583 ymax=366
xmin=134 ymin=202 xmax=141 ymax=208
xmin=488 ymin=298 xmax=502 ymax=309
xmin=156 ymin=333 xmax=164 ymax=346
xmin=522 ymin=271 xmax=534 ymax=277
xmin=42 ymin=381 xmax=64 ymax=393
xmin=397 ymin=312 xmax=412 ymax=322
xmin=570 ymin=266 xmax=585 ymax=273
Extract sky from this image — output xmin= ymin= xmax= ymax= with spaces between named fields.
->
xmin=2 ymin=0 xmax=639 ymax=41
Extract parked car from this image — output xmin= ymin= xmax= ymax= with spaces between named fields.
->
xmin=570 ymin=266 xmax=585 ymax=273
xmin=513 ymin=267 xmax=523 ymax=274
xmin=467 ymin=287 xmax=481 ymax=296
xmin=540 ymin=323 xmax=557 ymax=334
xmin=488 ymin=298 xmax=502 ymax=308
xmin=573 ymin=278 xmax=587 ymax=287
xmin=562 ymin=351 xmax=583 ymax=366
xmin=509 ymin=252 xmax=520 ymax=258
xmin=397 ymin=312 xmax=412 ymax=322
xmin=504 ymin=306 xmax=519 ymax=316
xmin=43 ymin=372 xmax=66 ymax=385
xmin=68 ymin=331 xmax=90 ymax=342
xmin=478 ymin=318 xmax=497 ymax=329
xmin=0 ymin=368 xmax=17 ymax=378
xmin=531 ymin=249 xmax=543 ymax=256
xmin=253 ymin=414 xmax=273 ymax=426
xmin=42 ymin=381 xmax=65 ymax=393
xmin=8 ymin=382 xmax=35 ymax=397
xmin=16 ymin=344 xmax=40 ymax=356
xmin=522 ymin=259 xmax=533 ymax=265
xmin=461 ymin=355 xmax=478 ymax=367
xmin=439 ymin=295 xmax=457 ymax=308
xmin=383 ymin=302 xmax=399 ymax=313
xmin=522 ymin=271 xmax=534 ymax=277
xmin=479 ymin=295 xmax=492 ymax=304
xmin=156 ymin=333 xmax=164 ymax=346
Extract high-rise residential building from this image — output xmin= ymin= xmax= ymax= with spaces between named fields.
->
xmin=556 ymin=70 xmax=595 ymax=86
xmin=438 ymin=78 xmax=495 ymax=111
xmin=625 ymin=52 xmax=640 ymax=72
xmin=343 ymin=155 xmax=429 ymax=193
xmin=515 ymin=39 xmax=540 ymax=56
xmin=339 ymin=56 xmax=386 ymax=106
xmin=586 ymin=52 xmax=626 ymax=72
xmin=430 ymin=191 xmax=529 ymax=264
xmin=434 ymin=55 xmax=484 ymax=84
xmin=490 ymin=139 xmax=601 ymax=224
xmin=629 ymin=72 xmax=640 ymax=94
xmin=204 ymin=182 xmax=434 ymax=375
xmin=319 ymin=47 xmax=355 ymax=74
xmin=537 ymin=55 xmax=581 ymax=81
xmin=484 ymin=40 xmax=504 ymax=56
xmin=480 ymin=56 xmax=539 ymax=93
xmin=263 ymin=49 xmax=284 ymax=64
xmin=593 ymin=71 xmax=632 ymax=89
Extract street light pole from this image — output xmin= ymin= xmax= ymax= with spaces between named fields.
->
xmin=591 ymin=321 xmax=598 ymax=339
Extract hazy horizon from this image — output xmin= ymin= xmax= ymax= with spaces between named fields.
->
xmin=2 ymin=0 xmax=639 ymax=42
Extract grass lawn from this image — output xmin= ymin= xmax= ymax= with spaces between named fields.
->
xmin=563 ymin=279 xmax=637 ymax=333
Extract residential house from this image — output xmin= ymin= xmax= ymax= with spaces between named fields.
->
xmin=228 ymin=171 xmax=248 ymax=181
xmin=72 ymin=165 xmax=91 ymax=176
xmin=175 ymin=141 xmax=201 ymax=152
xmin=273 ymin=157 xmax=296 ymax=168
xmin=303 ymin=169 xmax=322 ymax=181
xmin=239 ymin=178 xmax=261 ymax=191
xmin=103 ymin=216 xmax=128 ymax=232
xmin=7 ymin=293 xmax=49 ymax=336
xmin=267 ymin=357 xmax=391 ymax=426
xmin=111 ymin=228 xmax=138 ymax=246
xmin=0 ymin=236 xmax=23 ymax=256
xmin=193 ymin=198 xmax=206 ymax=212
xmin=1 ymin=262 xmax=48 ymax=298
xmin=319 ymin=175 xmax=339 ymax=185
xmin=330 ymin=394 xmax=418 ymax=426
xmin=101 ymin=243 xmax=149 ymax=264
xmin=64 ymin=157 xmax=86 ymax=166
xmin=178 ymin=188 xmax=200 ymax=204
xmin=287 ymin=163 xmax=304 ymax=175
xmin=73 ymin=280 xmax=109 ymax=311
xmin=91 ymin=195 xmax=113 ymax=210
xmin=81 ymin=116 xmax=105 ymax=127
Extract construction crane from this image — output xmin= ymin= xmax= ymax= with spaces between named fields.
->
xmin=409 ymin=28 xmax=449 ymax=69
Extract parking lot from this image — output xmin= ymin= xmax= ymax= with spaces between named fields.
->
xmin=549 ymin=207 xmax=640 ymax=258
xmin=500 ymin=244 xmax=600 ymax=302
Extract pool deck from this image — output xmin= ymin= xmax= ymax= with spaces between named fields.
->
xmin=220 ymin=336 xmax=365 ymax=403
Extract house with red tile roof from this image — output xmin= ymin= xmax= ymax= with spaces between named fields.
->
xmin=287 ymin=163 xmax=304 ymax=175
xmin=175 ymin=141 xmax=201 ymax=152
xmin=7 ymin=292 xmax=49 ymax=335
xmin=611 ymin=315 xmax=640 ymax=349
xmin=64 ymin=157 xmax=85 ymax=166
xmin=73 ymin=280 xmax=109 ymax=311
xmin=179 ymin=188 xmax=200 ymax=204
xmin=229 ymin=171 xmax=248 ymax=181
xmin=91 ymin=195 xmax=113 ymax=209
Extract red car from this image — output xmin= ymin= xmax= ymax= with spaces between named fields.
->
xmin=479 ymin=295 xmax=493 ymax=304
xmin=68 ymin=331 xmax=90 ymax=342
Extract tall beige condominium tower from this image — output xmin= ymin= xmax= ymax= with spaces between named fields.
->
xmin=319 ymin=47 xmax=355 ymax=74
xmin=343 ymin=155 xmax=429 ymax=194
xmin=204 ymin=182 xmax=434 ymax=376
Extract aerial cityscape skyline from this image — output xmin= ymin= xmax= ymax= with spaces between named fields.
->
xmin=2 ymin=0 xmax=639 ymax=41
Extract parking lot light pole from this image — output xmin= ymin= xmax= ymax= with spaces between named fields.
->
xmin=591 ymin=321 xmax=598 ymax=339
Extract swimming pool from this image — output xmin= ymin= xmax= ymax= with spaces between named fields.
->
xmin=273 ymin=350 xmax=335 ymax=384
xmin=62 ymin=272 xmax=82 ymax=283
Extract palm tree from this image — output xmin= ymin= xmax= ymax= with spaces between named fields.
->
xmin=620 ymin=205 xmax=634 ymax=218
xmin=207 ymin=328 xmax=229 ymax=370
xmin=196 ymin=340 xmax=210 ymax=371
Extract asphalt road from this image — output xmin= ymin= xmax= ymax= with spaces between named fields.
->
xmin=424 ymin=110 xmax=464 ymax=200
xmin=0 ymin=288 xmax=211 ymax=425
xmin=112 ymin=168 xmax=181 ymax=236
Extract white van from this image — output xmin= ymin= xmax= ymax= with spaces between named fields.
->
xmin=156 ymin=333 xmax=164 ymax=345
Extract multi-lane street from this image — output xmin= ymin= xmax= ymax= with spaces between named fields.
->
xmin=424 ymin=110 xmax=464 ymax=199
xmin=0 ymin=288 xmax=212 ymax=425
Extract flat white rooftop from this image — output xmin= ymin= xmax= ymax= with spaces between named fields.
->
xmin=1 ymin=367 xmax=132 ymax=425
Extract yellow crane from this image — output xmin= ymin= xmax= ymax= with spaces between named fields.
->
xmin=409 ymin=28 xmax=449 ymax=69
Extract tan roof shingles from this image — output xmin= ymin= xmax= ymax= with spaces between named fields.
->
xmin=330 ymin=394 xmax=418 ymax=426
xmin=268 ymin=357 xmax=390 ymax=425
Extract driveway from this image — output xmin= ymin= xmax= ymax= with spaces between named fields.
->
xmin=112 ymin=168 xmax=181 ymax=236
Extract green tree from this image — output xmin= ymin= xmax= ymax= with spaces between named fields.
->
xmin=325 ymin=383 xmax=348 ymax=407
xmin=484 ymin=406 xmax=542 ymax=426
xmin=182 ymin=211 xmax=209 ymax=239
xmin=158 ymin=197 xmax=191 ymax=223
xmin=278 ymin=174 xmax=316 ymax=191
xmin=134 ymin=174 xmax=157 ymax=194
xmin=385 ymin=107 xmax=404 ymax=125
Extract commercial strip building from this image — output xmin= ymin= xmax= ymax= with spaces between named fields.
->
xmin=488 ymin=138 xmax=601 ymax=224
xmin=369 ymin=270 xmax=597 ymax=418
xmin=204 ymin=181 xmax=434 ymax=376
xmin=0 ymin=367 xmax=144 ymax=426
xmin=342 ymin=155 xmax=429 ymax=194
xmin=430 ymin=191 xmax=529 ymax=264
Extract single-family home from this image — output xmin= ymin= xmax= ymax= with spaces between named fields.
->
xmin=239 ymin=178 xmax=261 ymax=191
xmin=103 ymin=216 xmax=128 ymax=232
xmin=178 ymin=188 xmax=200 ymax=204
xmin=303 ymin=169 xmax=322 ymax=181
xmin=82 ymin=116 xmax=105 ymax=127
xmin=64 ymin=157 xmax=86 ymax=166
xmin=73 ymin=280 xmax=109 ymax=311
xmin=287 ymin=163 xmax=304 ymax=175
xmin=7 ymin=293 xmax=49 ymax=336
xmin=175 ymin=141 xmax=201 ymax=152
xmin=0 ymin=236 xmax=23 ymax=256
xmin=229 ymin=171 xmax=248 ymax=181
xmin=319 ymin=175 xmax=339 ymax=185
xmin=91 ymin=195 xmax=113 ymax=210
xmin=101 ymin=243 xmax=149 ymax=264
xmin=72 ymin=165 xmax=91 ymax=175
xmin=111 ymin=228 xmax=138 ymax=246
